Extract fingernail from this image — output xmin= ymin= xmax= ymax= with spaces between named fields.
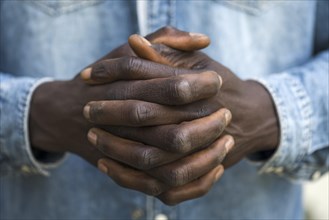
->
xmin=83 ymin=105 xmax=90 ymax=120
xmin=87 ymin=130 xmax=97 ymax=146
xmin=217 ymin=75 xmax=222 ymax=88
xmin=214 ymin=166 xmax=224 ymax=182
xmin=224 ymin=111 xmax=231 ymax=125
xmin=139 ymin=36 xmax=152 ymax=46
xmin=224 ymin=136 xmax=234 ymax=153
xmin=98 ymin=161 xmax=108 ymax=174
xmin=189 ymin=32 xmax=207 ymax=39
xmin=81 ymin=67 xmax=92 ymax=80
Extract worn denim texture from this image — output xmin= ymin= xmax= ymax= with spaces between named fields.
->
xmin=0 ymin=0 xmax=328 ymax=219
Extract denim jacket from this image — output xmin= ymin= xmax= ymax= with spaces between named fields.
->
xmin=0 ymin=0 xmax=328 ymax=219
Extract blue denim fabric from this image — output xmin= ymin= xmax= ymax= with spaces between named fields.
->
xmin=0 ymin=0 xmax=328 ymax=219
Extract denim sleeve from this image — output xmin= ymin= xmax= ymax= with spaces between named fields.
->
xmin=252 ymin=50 xmax=329 ymax=181
xmin=0 ymin=73 xmax=66 ymax=176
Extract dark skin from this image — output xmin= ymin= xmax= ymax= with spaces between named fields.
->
xmin=127 ymin=34 xmax=280 ymax=167
xmin=82 ymin=27 xmax=280 ymax=204
xmin=29 ymin=27 xmax=233 ymax=205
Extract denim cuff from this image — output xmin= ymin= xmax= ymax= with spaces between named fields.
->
xmin=0 ymin=75 xmax=66 ymax=176
xmin=251 ymin=74 xmax=313 ymax=181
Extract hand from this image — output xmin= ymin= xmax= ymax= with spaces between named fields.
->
xmin=85 ymin=29 xmax=279 ymax=168
xmin=96 ymin=133 xmax=233 ymax=205
xmin=128 ymin=33 xmax=280 ymax=168
xmin=29 ymin=27 xmax=213 ymax=165
xmin=77 ymin=27 xmax=235 ymax=204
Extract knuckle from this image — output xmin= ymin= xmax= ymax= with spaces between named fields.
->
xmin=128 ymin=102 xmax=153 ymax=126
xmin=167 ymin=127 xmax=191 ymax=153
xmin=96 ymin=138 xmax=109 ymax=155
xmin=173 ymin=78 xmax=193 ymax=104
xmin=90 ymin=102 xmax=105 ymax=122
xmin=173 ymin=67 xmax=182 ymax=77
xmin=100 ymin=60 xmax=115 ymax=78
xmin=195 ymin=105 xmax=212 ymax=118
xmin=91 ymin=61 xmax=106 ymax=78
xmin=145 ymin=180 xmax=164 ymax=196
xmin=120 ymin=57 xmax=145 ymax=75
xmin=120 ymin=56 xmax=140 ymax=73
xmin=135 ymin=148 xmax=156 ymax=170
xmin=167 ymin=166 xmax=192 ymax=187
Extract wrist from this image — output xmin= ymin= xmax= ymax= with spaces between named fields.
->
xmin=28 ymin=77 xmax=101 ymax=161
xmin=29 ymin=81 xmax=68 ymax=153
xmin=243 ymin=80 xmax=280 ymax=153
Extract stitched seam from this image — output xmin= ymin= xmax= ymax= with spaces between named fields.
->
xmin=255 ymin=74 xmax=313 ymax=180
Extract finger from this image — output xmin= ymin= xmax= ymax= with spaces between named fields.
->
xmin=97 ymin=158 xmax=168 ymax=196
xmin=83 ymin=70 xmax=221 ymax=105
xmin=81 ymin=26 xmax=210 ymax=82
xmin=81 ymin=56 xmax=198 ymax=84
xmin=106 ymin=71 xmax=220 ymax=105
xmin=84 ymin=99 xmax=214 ymax=126
xmin=105 ymin=108 xmax=232 ymax=154
xmin=88 ymin=128 xmax=182 ymax=170
xmin=128 ymin=27 xmax=210 ymax=64
xmin=146 ymin=135 xmax=234 ymax=187
xmin=84 ymin=97 xmax=222 ymax=127
xmin=130 ymin=34 xmax=209 ymax=66
xmin=129 ymin=34 xmax=171 ymax=65
xmin=157 ymin=165 xmax=224 ymax=206
xmin=145 ymin=26 xmax=211 ymax=51
xmin=129 ymin=34 xmax=212 ymax=69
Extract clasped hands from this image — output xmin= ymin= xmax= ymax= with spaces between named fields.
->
xmin=29 ymin=27 xmax=279 ymax=205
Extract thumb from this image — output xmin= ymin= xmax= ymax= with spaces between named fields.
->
xmin=128 ymin=34 xmax=171 ymax=65
xmin=145 ymin=26 xmax=210 ymax=51
xmin=128 ymin=27 xmax=211 ymax=65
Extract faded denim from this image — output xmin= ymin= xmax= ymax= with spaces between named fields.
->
xmin=0 ymin=0 xmax=328 ymax=219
